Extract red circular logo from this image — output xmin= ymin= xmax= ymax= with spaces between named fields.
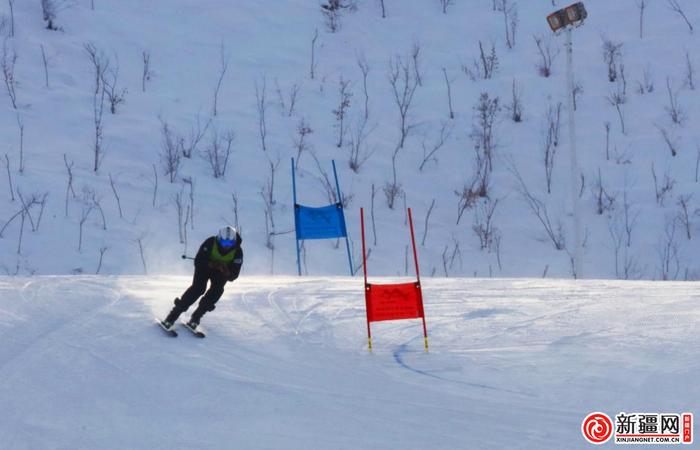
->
xmin=582 ymin=412 xmax=613 ymax=444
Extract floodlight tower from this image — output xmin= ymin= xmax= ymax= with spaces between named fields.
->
xmin=547 ymin=2 xmax=588 ymax=279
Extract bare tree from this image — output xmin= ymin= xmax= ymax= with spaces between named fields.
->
xmin=141 ymin=50 xmax=151 ymax=93
xmin=255 ymin=77 xmax=268 ymax=152
xmin=667 ymin=0 xmax=693 ymax=33
xmin=347 ymin=116 xmax=375 ymax=173
xmin=471 ymin=92 xmax=500 ymax=175
xmin=108 ymin=173 xmax=123 ymax=218
xmin=636 ymin=0 xmax=648 ymax=38
xmin=542 ymin=102 xmax=562 ymax=194
xmin=293 ymin=118 xmax=313 ymax=171
xmin=182 ymin=113 xmax=212 ymax=159
xmin=696 ymin=146 xmax=700 ymax=183
xmin=357 ymin=54 xmax=370 ymax=121
xmin=472 ymin=197 xmax=500 ymax=251
xmin=2 ymin=40 xmax=17 ymax=109
xmin=172 ymin=187 xmax=189 ymax=245
xmin=321 ymin=0 xmax=354 ymax=33
xmin=275 ymin=79 xmax=301 ymax=117
xmin=78 ymin=202 xmax=94 ymax=252
xmin=389 ymin=55 xmax=419 ymax=150
xmin=636 ymin=65 xmax=654 ymax=94
xmin=310 ymin=28 xmax=319 ymax=79
xmin=7 ymin=0 xmax=14 ymax=37
xmin=419 ymin=120 xmax=453 ymax=172
xmin=40 ymin=44 xmax=50 ymax=88
xmin=14 ymin=113 xmax=23 ymax=173
xmin=159 ymin=119 xmax=182 ymax=183
xmin=63 ymin=154 xmax=76 ymax=217
xmin=657 ymin=216 xmax=681 ymax=280
xmin=656 ymin=124 xmax=679 ymax=157
xmin=2 ymin=153 xmax=14 ymax=202
xmin=464 ymin=41 xmax=499 ymax=80
xmin=602 ymin=37 xmax=623 ymax=82
xmin=378 ymin=0 xmax=386 ymax=17
xmin=136 ymin=236 xmax=148 ymax=274
xmin=370 ymin=183 xmax=378 ymax=245
xmin=421 ymin=198 xmax=436 ymax=246
xmin=507 ymin=78 xmax=523 ymax=122
xmin=591 ymin=168 xmax=616 ymax=215
xmin=212 ymin=41 xmax=229 ymax=116
xmin=439 ymin=0 xmax=454 ymax=14
xmin=442 ymin=67 xmax=455 ymax=119
xmin=411 ymin=40 xmax=423 ymax=87
xmin=84 ymin=43 xmax=109 ymax=172
xmin=665 ymin=77 xmax=686 ymax=125
xmin=510 ymin=163 xmax=566 ymax=250
xmin=260 ymin=155 xmax=282 ymax=273
xmin=41 ymin=0 xmax=58 ymax=30
xmin=622 ymin=182 xmax=639 ymax=247
xmin=102 ymin=63 xmax=127 ymax=114
xmin=676 ymin=194 xmax=694 ymax=239
xmin=333 ymin=77 xmax=352 ymax=148
xmin=533 ymin=34 xmax=558 ymax=77
xmin=496 ymin=0 xmax=518 ymax=49
xmin=607 ymin=82 xmax=626 ymax=135
xmin=651 ymin=162 xmax=675 ymax=206
xmin=684 ymin=51 xmax=695 ymax=90
xmin=96 ymin=246 xmax=108 ymax=274
xmin=204 ymin=128 xmax=235 ymax=178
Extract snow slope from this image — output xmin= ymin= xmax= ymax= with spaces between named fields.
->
xmin=0 ymin=0 xmax=699 ymax=279
xmin=0 ymin=276 xmax=697 ymax=449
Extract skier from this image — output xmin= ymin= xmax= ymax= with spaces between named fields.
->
xmin=161 ymin=226 xmax=243 ymax=332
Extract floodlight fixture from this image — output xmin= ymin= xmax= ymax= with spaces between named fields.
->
xmin=547 ymin=2 xmax=588 ymax=33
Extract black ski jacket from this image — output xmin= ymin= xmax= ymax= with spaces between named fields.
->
xmin=193 ymin=234 xmax=243 ymax=282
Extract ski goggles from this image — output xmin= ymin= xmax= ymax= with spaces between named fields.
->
xmin=218 ymin=238 xmax=236 ymax=248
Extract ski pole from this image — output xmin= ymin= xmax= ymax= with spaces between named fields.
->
xmin=181 ymin=255 xmax=195 ymax=261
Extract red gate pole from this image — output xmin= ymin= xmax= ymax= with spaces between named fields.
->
xmin=407 ymin=208 xmax=428 ymax=352
xmin=360 ymin=208 xmax=372 ymax=352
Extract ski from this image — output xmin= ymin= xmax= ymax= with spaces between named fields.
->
xmin=156 ymin=318 xmax=178 ymax=337
xmin=181 ymin=319 xmax=206 ymax=338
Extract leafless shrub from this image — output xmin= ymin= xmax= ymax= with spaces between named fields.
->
xmin=172 ymin=187 xmax=189 ymax=245
xmin=411 ymin=40 xmax=423 ymax=87
xmin=463 ymin=41 xmax=499 ymax=80
xmin=357 ymin=53 xmax=370 ymax=120
xmin=136 ymin=235 xmax=148 ymax=275
xmin=441 ymin=238 xmax=462 ymax=277
xmin=591 ymin=168 xmax=617 ymax=215
xmin=183 ymin=113 xmax=212 ymax=159
xmin=637 ymin=0 xmax=648 ymax=38
xmin=15 ymin=113 xmax=23 ymax=173
xmin=159 ymin=119 xmax=182 ymax=183
xmin=212 ymin=41 xmax=229 ymax=117
xmin=542 ymin=102 xmax=562 ymax=194
xmin=657 ymin=216 xmax=681 ymax=280
xmin=656 ymin=124 xmax=679 ymax=157
xmin=333 ymin=77 xmax=352 ymax=148
xmin=108 ymin=173 xmax=123 ymax=219
xmin=255 ymin=77 xmax=268 ymax=152
xmin=347 ymin=116 xmax=375 ymax=173
xmin=62 ymin=154 xmax=76 ymax=217
xmin=684 ymin=51 xmax=695 ymax=90
xmin=389 ymin=55 xmax=419 ymax=149
xmin=84 ymin=43 xmax=108 ymax=172
xmin=95 ymin=246 xmax=108 ymax=274
xmin=41 ymin=0 xmax=58 ymax=30
xmin=141 ymin=50 xmax=151 ymax=92
xmin=442 ymin=67 xmax=454 ymax=119
xmin=651 ymin=163 xmax=675 ymax=206
xmin=419 ymin=120 xmax=453 ymax=172
xmin=622 ymin=181 xmax=639 ymax=247
xmin=378 ymin=0 xmax=386 ymax=18
xmin=439 ymin=0 xmax=454 ymax=14
xmin=667 ymin=0 xmax=694 ymax=33
xmin=421 ymin=198 xmax=436 ymax=246
xmin=2 ymin=153 xmax=14 ymax=202
xmin=204 ymin=128 xmax=235 ymax=178
xmin=310 ymin=28 xmax=318 ymax=79
xmin=7 ymin=0 xmax=14 ymax=37
xmin=506 ymin=78 xmax=523 ymax=122
xmin=455 ymin=178 xmax=483 ymax=225
xmin=471 ymin=92 xmax=500 ymax=175
xmin=40 ymin=44 xmax=51 ymax=88
xmin=293 ymin=118 xmax=313 ymax=171
xmin=636 ymin=65 xmax=654 ymax=94
xmin=607 ymin=83 xmax=626 ymax=135
xmin=370 ymin=183 xmax=378 ymax=245
xmin=676 ymin=194 xmax=694 ymax=240
xmin=607 ymin=213 xmax=643 ymax=280
xmin=77 ymin=202 xmax=94 ymax=252
xmin=695 ymin=146 xmax=700 ymax=182
xmin=472 ymin=197 xmax=500 ymax=252
xmin=275 ymin=79 xmax=301 ymax=117
xmin=665 ymin=77 xmax=686 ymax=125
xmin=321 ymin=0 xmax=355 ymax=33
xmin=2 ymin=39 xmax=17 ymax=109
xmin=496 ymin=0 xmax=518 ymax=50
xmin=602 ymin=37 xmax=623 ymax=82
xmin=102 ymin=63 xmax=126 ymax=114
xmin=230 ymin=192 xmax=241 ymax=232
xmin=533 ymin=34 xmax=558 ymax=77
xmin=510 ymin=164 xmax=566 ymax=250
xmin=260 ymin=156 xmax=282 ymax=272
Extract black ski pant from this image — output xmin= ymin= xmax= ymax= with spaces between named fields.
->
xmin=168 ymin=265 xmax=228 ymax=323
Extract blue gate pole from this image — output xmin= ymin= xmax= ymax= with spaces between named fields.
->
xmin=332 ymin=160 xmax=354 ymax=276
xmin=292 ymin=158 xmax=302 ymax=276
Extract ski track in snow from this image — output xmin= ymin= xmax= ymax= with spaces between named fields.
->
xmin=0 ymin=276 xmax=698 ymax=449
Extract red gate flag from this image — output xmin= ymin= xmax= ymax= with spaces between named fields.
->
xmin=365 ymin=282 xmax=424 ymax=322
xmin=360 ymin=207 xmax=428 ymax=352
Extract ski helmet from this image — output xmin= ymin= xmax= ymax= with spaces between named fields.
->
xmin=217 ymin=226 xmax=238 ymax=248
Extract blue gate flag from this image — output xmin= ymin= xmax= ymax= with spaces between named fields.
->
xmin=295 ymin=203 xmax=348 ymax=240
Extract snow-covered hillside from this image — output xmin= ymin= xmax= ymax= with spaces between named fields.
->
xmin=0 ymin=276 xmax=697 ymax=449
xmin=0 ymin=1 xmax=699 ymax=278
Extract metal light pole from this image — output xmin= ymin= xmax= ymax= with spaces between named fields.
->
xmin=547 ymin=2 xmax=587 ymax=279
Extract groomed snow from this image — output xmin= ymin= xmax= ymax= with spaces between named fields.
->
xmin=0 ymin=276 xmax=697 ymax=449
